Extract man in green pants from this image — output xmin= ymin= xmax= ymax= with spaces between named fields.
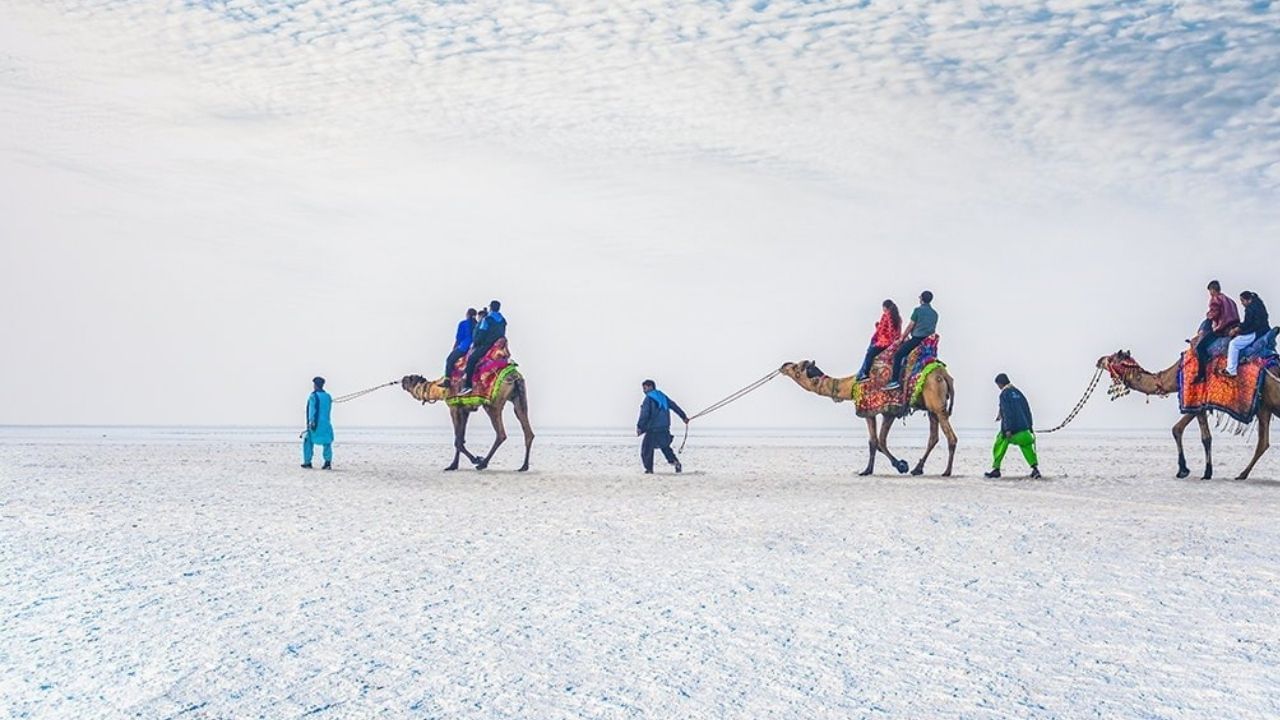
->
xmin=985 ymin=373 xmax=1041 ymax=479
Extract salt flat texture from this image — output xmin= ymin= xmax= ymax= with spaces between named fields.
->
xmin=2 ymin=427 xmax=1279 ymax=719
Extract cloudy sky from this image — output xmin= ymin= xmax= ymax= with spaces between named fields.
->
xmin=2 ymin=0 xmax=1278 ymax=431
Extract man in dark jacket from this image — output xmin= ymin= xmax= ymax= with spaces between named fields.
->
xmin=984 ymin=373 xmax=1041 ymax=479
xmin=1224 ymin=291 xmax=1270 ymax=377
xmin=461 ymin=300 xmax=508 ymax=394
xmin=636 ymin=379 xmax=689 ymax=474
xmin=442 ymin=308 xmax=477 ymax=387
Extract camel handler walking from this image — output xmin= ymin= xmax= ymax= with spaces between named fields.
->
xmin=636 ymin=380 xmax=688 ymax=474
xmin=985 ymin=373 xmax=1041 ymax=479
xmin=302 ymin=376 xmax=334 ymax=470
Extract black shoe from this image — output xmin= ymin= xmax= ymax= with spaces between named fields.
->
xmin=644 ymin=469 xmax=653 ymax=474
xmin=674 ymin=460 xmax=683 ymax=473
xmin=884 ymin=381 xmax=902 ymax=391
xmin=984 ymin=469 xmax=1001 ymax=478
xmin=301 ymin=463 xmax=313 ymax=469
xmin=1029 ymin=466 xmax=1042 ymax=479
xmin=459 ymin=386 xmax=474 ymax=395
xmin=322 ymin=461 xmax=332 ymax=470
xmin=440 ymin=379 xmax=451 ymax=389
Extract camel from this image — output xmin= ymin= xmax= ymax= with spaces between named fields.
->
xmin=779 ymin=360 xmax=957 ymax=476
xmin=401 ymin=370 xmax=534 ymax=472
xmin=1098 ymin=350 xmax=1280 ymax=480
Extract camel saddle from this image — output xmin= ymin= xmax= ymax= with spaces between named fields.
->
xmin=1179 ymin=328 xmax=1279 ymax=423
xmin=445 ymin=337 xmax=515 ymax=407
xmin=853 ymin=334 xmax=944 ymax=419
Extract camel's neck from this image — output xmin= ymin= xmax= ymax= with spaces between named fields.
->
xmin=1125 ymin=360 xmax=1182 ymax=396
xmin=802 ymin=373 xmax=856 ymax=402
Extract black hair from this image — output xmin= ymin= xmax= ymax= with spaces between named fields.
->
xmin=489 ymin=300 xmax=502 ymax=312
xmin=1241 ymin=290 xmax=1257 ymax=301
xmin=466 ymin=308 xmax=477 ymax=317
xmin=994 ymin=373 xmax=1010 ymax=386
xmin=920 ymin=290 xmax=934 ymax=304
xmin=642 ymin=379 xmax=656 ymax=389
xmin=313 ymin=376 xmax=326 ymax=388
xmin=883 ymin=299 xmax=901 ymax=329
xmin=1208 ymin=280 xmax=1221 ymax=292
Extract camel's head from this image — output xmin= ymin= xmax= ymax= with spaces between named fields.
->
xmin=1098 ymin=350 xmax=1142 ymax=397
xmin=1097 ymin=350 xmax=1137 ymax=378
xmin=779 ymin=360 xmax=826 ymax=384
xmin=401 ymin=374 xmax=447 ymax=404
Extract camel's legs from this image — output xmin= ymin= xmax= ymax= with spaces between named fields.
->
xmin=1197 ymin=412 xmax=1214 ymax=480
xmin=1172 ymin=413 xmax=1196 ymax=479
xmin=936 ymin=411 xmax=958 ymax=477
xmin=476 ymin=403 xmax=508 ymax=470
xmin=1236 ymin=411 xmax=1271 ymax=480
xmin=912 ymin=415 xmax=940 ymax=476
xmin=445 ymin=408 xmax=467 ymax=471
xmin=858 ymin=416 xmax=877 ymax=476
xmin=512 ymin=391 xmax=535 ymax=472
xmin=876 ymin=416 xmax=909 ymax=474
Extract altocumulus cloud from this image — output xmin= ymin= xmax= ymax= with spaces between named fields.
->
xmin=7 ymin=0 xmax=1279 ymax=209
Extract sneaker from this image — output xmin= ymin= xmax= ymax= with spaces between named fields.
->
xmin=984 ymin=469 xmax=1002 ymax=478
xmin=322 ymin=461 xmax=332 ymax=470
xmin=440 ymin=379 xmax=452 ymax=389
xmin=301 ymin=463 xmax=313 ymax=469
xmin=674 ymin=460 xmax=683 ymax=473
xmin=459 ymin=386 xmax=474 ymax=395
xmin=1029 ymin=467 xmax=1042 ymax=479
xmin=884 ymin=381 xmax=902 ymax=391
xmin=644 ymin=469 xmax=653 ymax=474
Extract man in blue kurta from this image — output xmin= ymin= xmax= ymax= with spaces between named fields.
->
xmin=302 ymin=376 xmax=334 ymax=469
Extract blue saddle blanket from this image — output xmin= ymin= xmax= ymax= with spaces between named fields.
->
xmin=1197 ymin=324 xmax=1278 ymax=361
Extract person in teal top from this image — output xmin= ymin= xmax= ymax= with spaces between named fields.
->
xmin=886 ymin=290 xmax=938 ymax=390
xmin=302 ymin=376 xmax=334 ymax=469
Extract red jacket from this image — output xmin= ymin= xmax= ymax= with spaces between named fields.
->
xmin=1207 ymin=293 xmax=1240 ymax=333
xmin=871 ymin=309 xmax=901 ymax=349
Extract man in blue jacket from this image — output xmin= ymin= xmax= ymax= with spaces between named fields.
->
xmin=636 ymin=379 xmax=689 ymax=474
xmin=302 ymin=376 xmax=334 ymax=470
xmin=985 ymin=373 xmax=1040 ymax=479
xmin=442 ymin=307 xmax=477 ymax=386
xmin=461 ymin=300 xmax=508 ymax=394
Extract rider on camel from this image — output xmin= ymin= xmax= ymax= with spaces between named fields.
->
xmin=1192 ymin=280 xmax=1239 ymax=384
xmin=885 ymin=291 xmax=937 ymax=391
xmin=857 ymin=299 xmax=901 ymax=382
xmin=1223 ymin=291 xmax=1269 ymax=378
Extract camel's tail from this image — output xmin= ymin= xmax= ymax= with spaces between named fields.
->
xmin=944 ymin=369 xmax=956 ymax=417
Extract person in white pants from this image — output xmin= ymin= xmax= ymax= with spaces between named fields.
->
xmin=1226 ymin=291 xmax=1269 ymax=377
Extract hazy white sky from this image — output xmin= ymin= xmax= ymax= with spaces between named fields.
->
xmin=2 ymin=0 xmax=1278 ymax=431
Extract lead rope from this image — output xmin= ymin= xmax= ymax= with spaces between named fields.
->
xmin=1035 ymin=367 xmax=1104 ymax=434
xmin=332 ymin=381 xmax=399 ymax=404
xmin=678 ymin=370 xmax=781 ymax=452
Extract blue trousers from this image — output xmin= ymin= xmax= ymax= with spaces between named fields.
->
xmin=302 ymin=437 xmax=332 ymax=464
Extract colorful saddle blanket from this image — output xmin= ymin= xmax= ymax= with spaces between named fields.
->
xmin=446 ymin=337 xmax=515 ymax=407
xmin=852 ymin=334 xmax=945 ymax=419
xmin=1179 ymin=328 xmax=1279 ymax=423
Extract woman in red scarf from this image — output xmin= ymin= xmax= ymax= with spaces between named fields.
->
xmin=857 ymin=299 xmax=902 ymax=382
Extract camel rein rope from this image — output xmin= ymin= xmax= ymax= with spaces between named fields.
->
xmin=678 ymin=370 xmax=782 ymax=452
xmin=1035 ymin=367 xmax=1104 ymax=434
xmin=331 ymin=381 xmax=399 ymax=404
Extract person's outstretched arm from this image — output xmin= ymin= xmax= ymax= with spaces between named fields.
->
xmin=670 ymin=400 xmax=689 ymax=424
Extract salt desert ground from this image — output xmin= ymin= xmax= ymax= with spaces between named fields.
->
xmin=3 ymin=426 xmax=1279 ymax=718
